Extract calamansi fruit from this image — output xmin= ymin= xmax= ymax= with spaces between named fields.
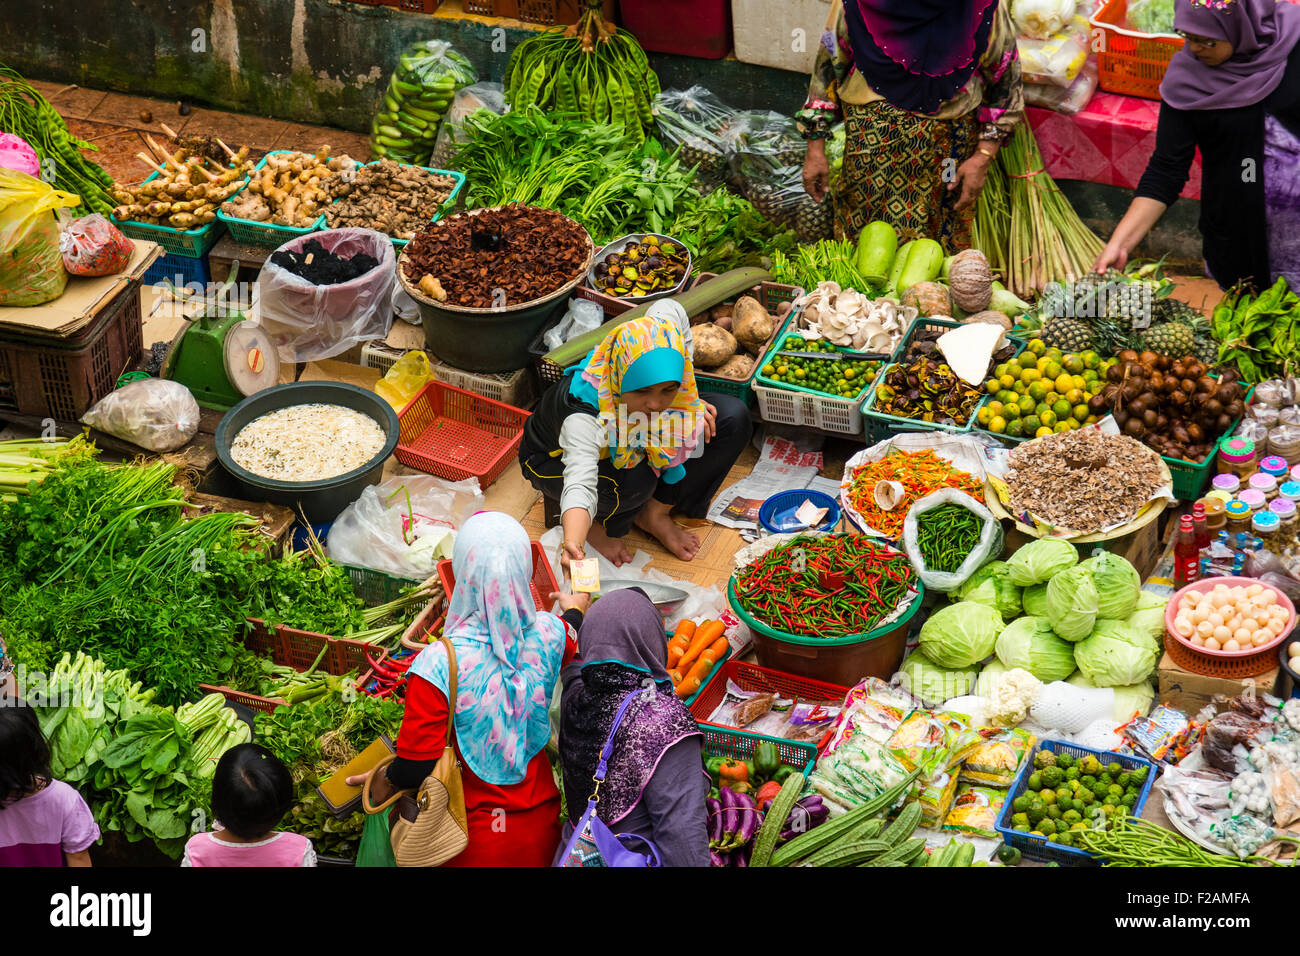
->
xmin=985 ymin=379 xmax=999 ymax=394
xmin=1007 ymin=419 xmax=1025 ymax=438
xmin=1036 ymin=426 xmax=1053 ymax=438
xmin=1081 ymin=350 xmax=1101 ymax=370
xmin=977 ymin=406 xmax=993 ymax=426
xmin=989 ymin=416 xmax=1007 ymax=434
xmin=1018 ymin=395 xmax=1035 ymax=415
xmin=1054 ymin=373 xmax=1074 ymax=394
xmin=1054 ymin=421 xmax=1072 ymax=433
xmin=1073 ymin=404 xmax=1090 ymax=422
xmin=1002 ymin=402 xmax=1020 ymax=420
xmin=1022 ymin=414 xmax=1041 ymax=433
xmin=1040 ymin=409 xmax=1058 ymax=427
xmin=1064 ymin=388 xmax=1085 ymax=405
xmin=1028 ymin=382 xmax=1048 ymax=402
xmin=1052 ymin=399 xmax=1072 ymax=420
xmin=999 ymin=374 xmax=1017 ymax=390
xmin=1029 ymin=338 xmax=1047 ymax=355
xmin=987 ymin=401 xmax=1004 ymax=418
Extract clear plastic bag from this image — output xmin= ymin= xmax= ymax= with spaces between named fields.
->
xmin=1235 ymin=418 xmax=1271 ymax=446
xmin=431 ymin=82 xmax=506 ymax=169
xmin=81 ymin=379 xmax=200 ymax=452
xmin=901 ymin=489 xmax=1004 ymax=592
xmin=1023 ymin=58 xmax=1098 ymax=114
xmin=728 ymin=111 xmax=831 ymax=242
xmin=257 ymin=228 xmax=396 ymax=362
xmin=1126 ymin=0 xmax=1177 ymax=35
xmin=1016 ymin=15 xmax=1091 ymax=87
xmin=653 ymin=87 xmax=751 ymax=195
xmin=544 ymin=297 xmax=604 ymax=351
xmin=0 ymin=169 xmax=80 ymax=306
xmin=1253 ymin=379 xmax=1290 ymax=408
xmin=58 ymin=213 xmax=134 ymax=277
xmin=372 ymin=39 xmax=478 ymax=166
xmin=327 ymin=473 xmax=484 ymax=579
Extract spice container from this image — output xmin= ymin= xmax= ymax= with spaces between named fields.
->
xmin=1292 ymin=464 xmax=1300 ymax=484
xmin=1211 ymin=473 xmax=1241 ymax=496
xmin=1218 ymin=437 xmax=1260 ymax=481
xmin=1225 ymin=499 xmax=1253 ymax=536
xmin=1201 ymin=497 xmax=1227 ymax=535
xmin=1260 ymin=456 xmax=1290 ymax=481
xmin=1249 ymin=472 xmax=1279 ymax=501
xmin=1252 ymin=510 xmax=1280 ymax=547
xmin=1280 ymin=480 xmax=1300 ymax=504
xmin=1270 ymin=427 xmax=1300 ymax=464
xmin=1239 ymin=489 xmax=1267 ymax=513
xmin=1206 ymin=490 xmax=1234 ymax=506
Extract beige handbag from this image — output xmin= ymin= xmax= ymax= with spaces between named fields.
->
xmin=362 ymin=637 xmax=469 ymax=867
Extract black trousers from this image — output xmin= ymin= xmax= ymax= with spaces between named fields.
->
xmin=520 ymin=394 xmax=752 ymax=537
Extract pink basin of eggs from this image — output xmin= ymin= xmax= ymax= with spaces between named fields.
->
xmin=1165 ymin=576 xmax=1297 ymax=657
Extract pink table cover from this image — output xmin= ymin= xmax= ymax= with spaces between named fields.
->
xmin=1027 ymin=91 xmax=1203 ymax=201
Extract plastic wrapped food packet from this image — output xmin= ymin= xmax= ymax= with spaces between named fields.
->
xmin=1251 ymin=404 xmax=1282 ymax=427
xmin=0 ymin=169 xmax=80 ymax=306
xmin=1023 ymin=59 xmax=1098 ymax=115
xmin=59 ymin=214 xmax=134 ymax=276
xmin=653 ymin=87 xmax=751 ymax=195
xmin=371 ymin=40 xmax=477 ymax=166
xmin=81 ymin=379 xmax=200 ymax=452
xmin=1269 ymin=424 xmax=1300 ymax=463
xmin=1016 ymin=16 xmax=1091 ymax=88
xmin=1236 ymin=417 xmax=1271 ymax=448
xmin=1254 ymin=379 xmax=1290 ymax=408
xmin=0 ymin=132 xmax=39 ymax=176
xmin=430 ymin=82 xmax=506 ymax=169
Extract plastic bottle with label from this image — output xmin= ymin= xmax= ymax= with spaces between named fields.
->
xmin=1174 ymin=515 xmax=1200 ymax=588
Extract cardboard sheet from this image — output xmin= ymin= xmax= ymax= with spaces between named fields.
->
xmin=298 ymin=359 xmax=382 ymax=390
xmin=0 ymin=240 xmax=161 ymax=337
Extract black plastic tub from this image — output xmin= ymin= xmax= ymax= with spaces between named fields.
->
xmin=215 ymin=382 xmax=400 ymax=524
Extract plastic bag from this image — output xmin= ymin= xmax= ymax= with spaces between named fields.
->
xmin=0 ymin=133 xmax=38 ymax=176
xmin=1253 ymin=379 xmax=1290 ymax=408
xmin=81 ymin=379 xmax=200 ymax=452
xmin=729 ymin=111 xmax=832 ymax=243
xmin=328 ymin=473 xmax=484 ymax=579
xmin=0 ymin=169 xmax=81 ymax=306
xmin=943 ymin=784 xmax=1007 ymax=838
xmin=1235 ymin=417 xmax=1270 ymax=448
xmin=257 ymin=228 xmax=396 ymax=362
xmin=372 ymin=40 xmax=478 ymax=166
xmin=431 ymin=82 xmax=506 ymax=169
xmin=59 ymin=213 xmax=134 ymax=277
xmin=356 ymin=811 xmax=396 ymax=867
xmin=654 ymin=87 xmax=751 ymax=195
xmin=543 ymin=297 xmax=604 ymax=351
xmin=1023 ymin=58 xmax=1098 ymax=115
xmin=393 ymin=283 xmax=420 ymax=324
xmin=375 ymin=350 xmax=436 ymax=411
xmin=1016 ymin=15 xmax=1091 ymax=87
xmin=902 ymin=489 xmax=1004 ymax=593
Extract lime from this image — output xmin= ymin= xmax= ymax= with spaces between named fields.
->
xmin=795 ymin=368 xmax=806 ymax=379
xmin=1062 ymin=354 xmax=1084 ymax=374
xmin=994 ymin=363 xmax=1009 ymax=379
xmin=977 ymin=406 xmax=993 ymax=426
xmin=989 ymin=416 xmax=1007 ymax=434
xmin=987 ymin=401 xmax=1003 ymax=418
xmin=844 ymin=367 xmax=857 ymax=380
xmin=1064 ymin=388 xmax=1084 ymax=405
xmin=1052 ymin=399 xmax=1072 ymax=420
xmin=1002 ymin=402 xmax=1020 ymax=420
xmin=1071 ymin=375 xmax=1087 ymax=392
xmin=1006 ymin=361 xmax=1023 ymax=378
xmin=1073 ymin=404 xmax=1090 ymax=422
xmin=1054 ymin=421 xmax=1072 ymax=433
xmin=1020 ymin=368 xmax=1041 ymax=384
xmin=999 ymin=374 xmax=1016 ymax=390
xmin=1053 ymin=373 xmax=1073 ymax=394
xmin=1029 ymin=338 xmax=1047 ymax=355
xmin=1043 ymin=361 xmax=1063 ymax=381
xmin=1040 ymin=409 xmax=1057 ymax=427
xmin=1045 ymin=347 xmax=1064 ymax=363
xmin=1018 ymin=395 xmax=1035 ymax=415
xmin=761 ymin=364 xmax=775 ymax=377
xmin=1082 ymin=369 xmax=1099 ymax=384
xmin=1036 ymin=426 xmax=1054 ymax=438
xmin=1081 ymin=350 xmax=1101 ymax=370
xmin=998 ymin=390 xmax=1019 ymax=406
xmin=1022 ymin=414 xmax=1040 ymax=433
xmin=777 ymin=365 xmax=789 ymax=376
xmin=1028 ymin=381 xmax=1048 ymax=402
xmin=1007 ymin=419 xmax=1025 ymax=438
xmin=986 ymin=378 xmax=1000 ymax=394
xmin=1085 ymin=414 xmax=1099 ymax=424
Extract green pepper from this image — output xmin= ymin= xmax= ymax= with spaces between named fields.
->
xmin=772 ymin=765 xmax=796 ymax=785
xmin=753 ymin=741 xmax=781 ymax=778
xmin=704 ymin=755 xmax=726 ymax=781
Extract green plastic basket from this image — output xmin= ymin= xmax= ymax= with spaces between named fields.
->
xmin=324 ymin=161 xmax=465 ymax=248
xmin=689 ymin=274 xmax=804 ymax=407
xmin=111 ymin=169 xmax=248 ymax=257
xmin=215 ymin=150 xmax=328 ymax=248
xmin=702 ymin=725 xmax=817 ymax=778
xmin=341 ymin=563 xmax=422 ymax=607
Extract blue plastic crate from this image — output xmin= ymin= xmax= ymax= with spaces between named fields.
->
xmin=143 ymin=251 xmax=211 ymax=288
xmin=993 ymin=738 xmax=1157 ymax=866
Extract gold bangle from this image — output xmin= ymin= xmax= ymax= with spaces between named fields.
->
xmin=977 ymin=147 xmax=997 ymax=159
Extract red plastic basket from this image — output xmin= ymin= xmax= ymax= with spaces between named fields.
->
xmin=437 ymin=541 xmax=559 ymax=614
xmin=1163 ymin=576 xmax=1297 ymax=678
xmin=690 ymin=659 xmax=850 ymax=748
xmin=395 ymin=380 xmax=530 ymax=487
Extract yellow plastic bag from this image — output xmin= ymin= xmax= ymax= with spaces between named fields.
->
xmin=0 ymin=169 xmax=82 ymax=306
xmin=375 ymin=349 xmax=436 ymax=410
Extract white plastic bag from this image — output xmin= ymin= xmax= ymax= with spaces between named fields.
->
xmin=431 ymin=82 xmax=507 ymax=169
xmin=1016 ymin=15 xmax=1091 ymax=87
xmin=80 ymin=379 xmax=200 ymax=452
xmin=327 ymin=473 xmax=484 ymax=579
xmin=544 ymin=297 xmax=604 ymax=351
xmin=257 ymin=228 xmax=396 ymax=362
xmin=1024 ymin=59 xmax=1098 ymax=115
xmin=902 ymin=489 xmax=1004 ymax=593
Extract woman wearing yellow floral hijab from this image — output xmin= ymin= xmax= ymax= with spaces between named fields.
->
xmin=520 ymin=300 xmax=752 ymax=566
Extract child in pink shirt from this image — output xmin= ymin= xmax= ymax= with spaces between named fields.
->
xmin=183 ymin=744 xmax=316 ymax=867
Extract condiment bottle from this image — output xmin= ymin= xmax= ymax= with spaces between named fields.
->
xmin=1270 ymin=498 xmax=1298 ymax=552
xmin=1202 ymin=497 xmax=1227 ymax=535
xmin=1192 ymin=502 xmax=1211 ymax=552
xmin=1174 ymin=515 xmax=1199 ymax=587
xmin=1218 ymin=437 xmax=1260 ymax=481
xmin=1280 ymin=480 xmax=1300 ymax=504
xmin=1292 ymin=463 xmax=1300 ymax=485
xmin=1260 ymin=456 xmax=1290 ymax=481
xmin=1205 ymin=490 xmax=1234 ymax=506
xmin=1252 ymin=511 xmax=1280 ymax=549
xmin=1239 ymin=489 xmax=1267 ymax=513
xmin=1249 ymin=472 xmax=1279 ymax=501
xmin=1225 ymin=499 xmax=1253 ymax=536
xmin=1211 ymin=473 xmax=1241 ymax=496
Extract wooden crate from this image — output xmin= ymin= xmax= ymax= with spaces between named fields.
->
xmin=184 ymin=492 xmax=296 ymax=556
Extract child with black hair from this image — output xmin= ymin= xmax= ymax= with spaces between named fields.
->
xmin=0 ymin=703 xmax=99 ymax=867
xmin=183 ymin=743 xmax=316 ymax=867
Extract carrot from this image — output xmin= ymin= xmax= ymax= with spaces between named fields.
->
xmin=668 ymin=619 xmax=696 ymax=652
xmin=669 ymin=669 xmax=684 ymax=685
xmin=667 ymin=645 xmax=685 ymax=670
xmin=705 ymin=636 xmax=729 ymax=661
xmin=674 ymin=676 xmax=701 ymax=699
xmin=677 ymin=620 xmax=724 ymax=672
xmin=683 ymin=653 xmax=716 ymax=687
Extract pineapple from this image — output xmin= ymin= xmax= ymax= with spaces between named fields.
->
xmin=1039 ymin=315 xmax=1094 ymax=353
xmin=1141 ymin=322 xmax=1196 ymax=357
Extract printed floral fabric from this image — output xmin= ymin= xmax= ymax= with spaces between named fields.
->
xmin=408 ymin=512 xmax=567 ymax=786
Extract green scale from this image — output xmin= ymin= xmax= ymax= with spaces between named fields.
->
xmin=161 ymin=312 xmax=281 ymax=411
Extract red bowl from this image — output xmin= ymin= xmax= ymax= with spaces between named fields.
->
xmin=1164 ymin=576 xmax=1297 ymax=658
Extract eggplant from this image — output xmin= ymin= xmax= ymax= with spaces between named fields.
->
xmin=706 ymin=797 xmax=723 ymax=847
xmin=731 ymin=792 xmax=761 ymax=849
xmin=733 ymin=844 xmax=750 ymax=867
xmin=718 ymin=786 xmax=739 ymax=849
xmin=709 ymin=849 xmax=728 ymax=868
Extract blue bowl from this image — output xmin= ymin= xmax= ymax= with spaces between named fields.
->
xmin=758 ymin=489 xmax=841 ymax=534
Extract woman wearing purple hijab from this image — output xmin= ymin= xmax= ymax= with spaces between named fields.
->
xmin=798 ymin=1 xmax=1025 ymax=250
xmin=556 ymin=588 xmax=708 ymax=866
xmin=1096 ymin=0 xmax=1300 ymax=289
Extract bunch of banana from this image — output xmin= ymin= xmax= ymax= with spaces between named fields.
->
xmin=505 ymin=5 xmax=660 ymax=143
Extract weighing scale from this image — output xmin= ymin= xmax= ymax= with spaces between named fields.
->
xmin=159 ymin=264 xmax=280 ymax=411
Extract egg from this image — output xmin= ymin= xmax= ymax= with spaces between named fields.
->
xmin=1198 ymin=621 xmax=1216 ymax=637
xmin=1192 ymin=634 xmax=1206 ymax=647
xmin=1206 ymin=637 xmax=1222 ymax=651
xmin=1224 ymin=639 xmax=1241 ymax=652
xmin=1175 ymin=617 xmax=1194 ymax=637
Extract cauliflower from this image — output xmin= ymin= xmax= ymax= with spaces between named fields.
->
xmin=985 ymin=667 xmax=1043 ymax=727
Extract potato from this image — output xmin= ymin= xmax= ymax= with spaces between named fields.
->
xmin=710 ymin=353 xmax=755 ymax=380
xmin=710 ymin=303 xmax=734 ymax=322
xmin=715 ymin=315 xmax=733 ymax=332
xmin=692 ymin=322 xmax=737 ymax=369
xmin=732 ymin=296 xmax=776 ymax=353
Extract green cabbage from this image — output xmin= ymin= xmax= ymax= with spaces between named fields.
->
xmin=1072 ymin=620 xmax=1160 ymax=687
xmin=1125 ymin=589 xmax=1169 ymax=643
xmin=994 ymin=615 xmax=1077 ymax=682
xmin=899 ymin=651 xmax=978 ymax=706
xmin=1022 ymin=582 xmax=1049 ymax=617
xmin=975 ymin=659 xmax=1008 ymax=699
xmin=953 ymin=560 xmax=1023 ymax=620
xmin=918 ymin=600 xmax=1004 ymax=668
xmin=1080 ymin=551 xmax=1141 ymax=619
xmin=1066 ymin=672 xmax=1155 ymax=721
xmin=1046 ymin=563 xmax=1100 ymax=641
xmin=1006 ymin=538 xmax=1079 ymax=586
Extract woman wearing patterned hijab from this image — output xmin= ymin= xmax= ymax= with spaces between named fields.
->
xmin=348 ymin=512 xmax=587 ymax=866
xmin=1096 ymin=0 xmax=1300 ymax=290
xmin=798 ymin=0 xmax=1025 ymax=249
xmin=557 ymin=588 xmax=708 ymax=867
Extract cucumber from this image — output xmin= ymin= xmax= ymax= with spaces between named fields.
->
xmin=886 ymin=239 xmax=916 ymax=299
xmin=855 ymin=220 xmax=898 ymax=287
xmin=895 ymin=238 xmax=945 ymax=296
xmin=377 ymin=124 xmax=404 ymax=139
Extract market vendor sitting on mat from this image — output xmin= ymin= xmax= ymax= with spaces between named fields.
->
xmin=520 ymin=302 xmax=752 ymax=567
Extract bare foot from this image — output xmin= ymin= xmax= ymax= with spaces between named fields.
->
xmin=586 ymin=523 xmax=633 ymax=567
xmin=635 ymin=504 xmax=701 ymax=561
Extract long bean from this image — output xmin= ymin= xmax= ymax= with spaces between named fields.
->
xmin=1077 ymin=815 xmax=1295 ymax=867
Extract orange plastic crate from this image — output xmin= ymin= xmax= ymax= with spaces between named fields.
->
xmin=1090 ymin=0 xmax=1185 ymax=100
xmin=437 ymin=541 xmax=558 ymax=614
xmin=395 ymin=380 xmax=530 ymax=487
